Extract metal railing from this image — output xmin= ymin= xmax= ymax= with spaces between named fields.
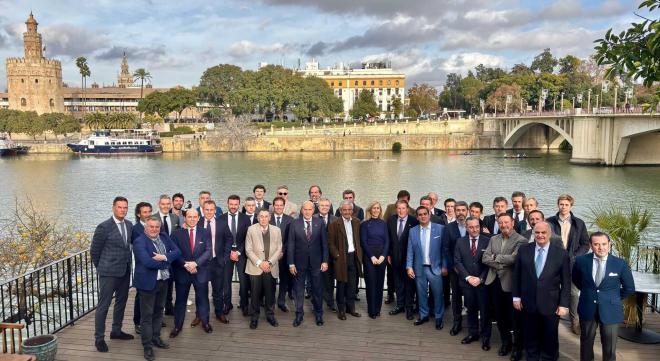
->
xmin=0 ymin=250 xmax=98 ymax=338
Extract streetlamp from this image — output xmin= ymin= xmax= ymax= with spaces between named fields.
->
xmin=587 ymin=89 xmax=592 ymax=114
xmin=505 ymin=94 xmax=512 ymax=116
xmin=560 ymin=92 xmax=564 ymax=113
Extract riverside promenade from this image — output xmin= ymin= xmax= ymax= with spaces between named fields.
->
xmin=53 ymin=285 xmax=660 ymax=361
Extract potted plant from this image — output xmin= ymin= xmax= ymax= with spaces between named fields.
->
xmin=22 ymin=334 xmax=58 ymax=361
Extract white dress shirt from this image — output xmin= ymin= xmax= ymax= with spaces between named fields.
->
xmin=592 ymin=254 xmax=608 ymax=283
xmin=159 ymin=211 xmax=172 ymax=235
xmin=343 ymin=217 xmax=354 ymax=253
xmin=203 ymin=217 xmax=216 ymax=258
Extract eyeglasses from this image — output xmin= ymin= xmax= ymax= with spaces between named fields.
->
xmin=278 ymin=192 xmax=288 ymax=195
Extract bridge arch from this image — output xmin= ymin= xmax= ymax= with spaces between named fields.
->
xmin=503 ymin=120 xmax=575 ymax=149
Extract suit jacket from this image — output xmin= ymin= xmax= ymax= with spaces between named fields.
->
xmin=482 ymin=231 xmax=527 ymax=292
xmin=315 ymin=213 xmax=337 ymax=230
xmin=132 ymin=233 xmax=181 ymax=291
xmin=383 ymin=203 xmax=415 ymax=223
xmin=513 ymin=242 xmax=571 ymax=315
xmin=287 ymin=217 xmax=328 ymax=271
xmin=406 ymin=223 xmax=449 ymax=276
xmin=546 ymin=212 xmax=590 ymax=264
xmin=445 ymin=221 xmax=467 ymax=270
xmin=245 ymin=224 xmax=283 ymax=278
xmin=218 ymin=212 xmax=251 ymax=254
xmin=91 ymin=217 xmax=134 ymax=277
xmin=433 ymin=207 xmax=446 ymax=218
xmin=334 ymin=205 xmax=365 ymax=221
xmin=242 ymin=200 xmax=271 ymax=214
xmin=521 ymin=229 xmax=564 ymax=247
xmin=270 ymin=213 xmax=294 ymax=251
xmin=454 ymin=235 xmax=490 ymax=284
xmin=431 ymin=214 xmax=446 ymax=226
xmin=328 ymin=217 xmax=363 ymax=282
xmin=131 ymin=222 xmax=145 ymax=243
xmin=387 ymin=214 xmax=419 ymax=267
xmin=198 ymin=217 xmax=233 ymax=266
xmin=171 ymin=226 xmax=213 ymax=283
xmin=196 ymin=206 xmax=222 ymax=218
xmin=482 ymin=214 xmax=499 ymax=235
xmin=506 ymin=208 xmax=523 ymax=228
xmin=156 ymin=212 xmax=180 ymax=237
xmin=572 ymin=253 xmax=635 ymax=325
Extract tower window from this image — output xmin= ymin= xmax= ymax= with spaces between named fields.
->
xmin=21 ymin=79 xmax=25 ymax=83
xmin=35 ymin=79 xmax=39 ymax=84
xmin=50 ymin=99 xmax=54 ymax=107
xmin=370 ymin=80 xmax=374 ymax=86
xmin=21 ymin=98 xmax=27 ymax=106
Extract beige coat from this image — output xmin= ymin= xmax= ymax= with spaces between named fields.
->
xmin=245 ymin=224 xmax=282 ymax=278
xmin=482 ymin=231 xmax=527 ymax=292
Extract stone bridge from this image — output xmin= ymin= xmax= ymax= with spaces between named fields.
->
xmin=498 ymin=114 xmax=660 ymax=165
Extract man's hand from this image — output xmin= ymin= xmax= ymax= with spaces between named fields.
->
xmin=377 ymin=256 xmax=385 ymax=265
xmin=152 ymin=252 xmax=167 ymax=262
xmin=387 ymin=256 xmax=392 ymax=265
xmin=482 ymin=227 xmax=491 ymax=235
xmin=371 ymin=256 xmax=378 ymax=265
xmin=556 ymin=307 xmax=568 ymax=316
xmin=441 ymin=267 xmax=448 ymax=276
xmin=467 ymin=276 xmax=481 ymax=287
xmin=230 ymin=250 xmax=239 ymax=262
xmin=184 ymin=261 xmax=198 ymax=274
xmin=407 ymin=268 xmax=415 ymax=279
xmin=290 ymin=265 xmax=297 ymax=276
xmin=259 ymin=261 xmax=270 ymax=272
xmin=320 ymin=262 xmax=328 ymax=272
xmin=513 ymin=300 xmax=522 ymax=311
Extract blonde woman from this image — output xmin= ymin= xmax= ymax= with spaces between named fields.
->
xmin=360 ymin=201 xmax=389 ymax=319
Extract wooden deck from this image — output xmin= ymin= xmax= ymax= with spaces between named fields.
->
xmin=54 ymin=285 xmax=660 ymax=360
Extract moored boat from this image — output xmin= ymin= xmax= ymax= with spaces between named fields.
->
xmin=0 ymin=134 xmax=30 ymax=156
xmin=67 ymin=129 xmax=162 ymax=155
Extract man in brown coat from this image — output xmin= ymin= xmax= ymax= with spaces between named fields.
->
xmin=328 ymin=201 xmax=363 ymax=320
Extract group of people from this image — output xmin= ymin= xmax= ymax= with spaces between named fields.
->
xmin=90 ymin=186 xmax=635 ymax=361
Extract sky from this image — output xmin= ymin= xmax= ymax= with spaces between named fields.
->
xmin=0 ymin=0 xmax=645 ymax=91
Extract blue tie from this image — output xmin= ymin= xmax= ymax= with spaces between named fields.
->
xmin=535 ymin=248 xmax=545 ymax=277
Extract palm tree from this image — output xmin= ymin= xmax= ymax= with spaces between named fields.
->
xmin=133 ymin=68 xmax=152 ymax=100
xmin=75 ymin=57 xmax=91 ymax=120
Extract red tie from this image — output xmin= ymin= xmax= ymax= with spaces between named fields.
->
xmin=471 ymin=238 xmax=477 ymax=257
xmin=189 ymin=228 xmax=195 ymax=253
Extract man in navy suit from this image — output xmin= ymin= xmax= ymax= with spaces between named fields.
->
xmin=333 ymin=189 xmax=365 ymax=221
xmin=133 ymin=216 xmax=180 ymax=361
xmin=387 ymin=200 xmax=418 ymax=320
xmin=169 ymin=209 xmax=214 ymax=337
xmin=270 ymin=197 xmax=295 ymax=312
xmin=317 ymin=198 xmax=338 ymax=311
xmin=482 ymin=197 xmax=508 ymax=236
xmin=573 ymin=232 xmax=635 ymax=361
xmin=288 ymin=201 xmax=329 ymax=327
xmin=513 ymin=222 xmax=571 ymax=361
xmin=454 ymin=217 xmax=491 ymax=350
xmin=220 ymin=195 xmax=252 ymax=316
xmin=196 ymin=190 xmax=222 ymax=218
xmin=406 ymin=206 xmax=449 ymax=330
xmin=243 ymin=197 xmax=259 ymax=225
xmin=444 ymin=201 xmax=470 ymax=336
xmin=130 ymin=201 xmax=152 ymax=334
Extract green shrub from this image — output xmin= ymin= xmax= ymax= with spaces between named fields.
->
xmin=392 ymin=142 xmax=402 ymax=152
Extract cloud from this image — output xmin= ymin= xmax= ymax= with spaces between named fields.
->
xmin=227 ymin=40 xmax=294 ymax=59
xmin=440 ymin=52 xmax=504 ymax=74
xmin=306 ymin=41 xmax=328 ymax=57
xmin=40 ymin=24 xmax=106 ymax=58
xmin=95 ymin=44 xmax=167 ymax=61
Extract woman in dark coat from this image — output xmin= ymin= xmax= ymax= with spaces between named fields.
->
xmin=360 ymin=201 xmax=390 ymax=318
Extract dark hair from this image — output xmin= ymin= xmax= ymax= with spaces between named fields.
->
xmin=527 ymin=209 xmax=545 ymax=220
xmin=397 ymin=190 xmax=411 ymax=200
xmin=419 ymin=195 xmax=432 ymax=203
xmin=113 ymin=196 xmax=128 ymax=205
xmin=308 ymin=185 xmax=322 ymax=195
xmin=415 ymin=206 xmax=429 ymax=215
xmin=245 ymin=196 xmax=256 ymax=203
xmin=497 ymin=212 xmax=513 ymax=221
xmin=134 ymin=202 xmax=152 ymax=222
xmin=203 ymin=200 xmax=217 ymax=208
xmin=342 ymin=189 xmax=355 ymax=197
xmin=493 ymin=196 xmax=508 ymax=206
xmin=465 ymin=216 xmax=480 ymax=225
xmin=272 ymin=196 xmax=285 ymax=206
xmin=172 ymin=193 xmax=184 ymax=201
xmin=444 ymin=198 xmax=456 ymax=206
xmin=395 ymin=199 xmax=409 ymax=207
xmin=469 ymin=202 xmax=483 ymax=212
xmin=590 ymin=231 xmax=611 ymax=243
xmin=511 ymin=191 xmax=526 ymax=199
xmin=455 ymin=201 xmax=469 ymax=209
xmin=227 ymin=194 xmax=240 ymax=202
xmin=257 ymin=208 xmax=271 ymax=216
xmin=199 ymin=190 xmax=211 ymax=196
xmin=253 ymin=184 xmax=266 ymax=193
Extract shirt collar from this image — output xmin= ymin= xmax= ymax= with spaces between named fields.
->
xmin=558 ymin=213 xmax=571 ymax=223
xmin=343 ymin=216 xmax=352 ymax=222
xmin=159 ymin=211 xmax=168 ymax=217
xmin=421 ymin=224 xmax=431 ymax=230
xmin=535 ymin=243 xmax=550 ymax=252
xmin=112 ymin=216 xmax=124 ymax=224
xmin=593 ymin=254 xmax=608 ymax=262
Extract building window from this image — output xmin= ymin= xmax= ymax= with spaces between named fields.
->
xmin=338 ymin=81 xmax=342 ymax=87
xmin=387 ymin=89 xmax=391 ymax=96
xmin=379 ymin=80 xmax=383 ymax=86
xmin=354 ymin=80 xmax=358 ymax=86
xmin=338 ymin=89 xmax=342 ymax=96
xmin=396 ymin=88 xmax=400 ymax=95
xmin=331 ymin=81 xmax=334 ymax=87
xmin=387 ymin=80 xmax=391 ymax=85
xmin=395 ymin=80 xmax=400 ymax=86
xmin=49 ymin=99 xmax=54 ymax=107
xmin=362 ymin=80 xmax=366 ymax=86
xmin=370 ymin=80 xmax=374 ymax=86
xmin=20 ymin=98 xmax=27 ymax=106
xmin=35 ymin=79 xmax=39 ymax=84
xmin=21 ymin=79 xmax=25 ymax=83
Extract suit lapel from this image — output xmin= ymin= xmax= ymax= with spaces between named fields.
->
xmin=587 ymin=256 xmax=596 ymax=287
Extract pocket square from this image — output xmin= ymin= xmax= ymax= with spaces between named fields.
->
xmin=608 ymin=272 xmax=618 ymax=276
xmin=433 ymin=236 xmax=440 ymax=239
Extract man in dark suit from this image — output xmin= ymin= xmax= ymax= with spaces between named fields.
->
xmin=420 ymin=196 xmax=445 ymax=225
xmin=428 ymin=192 xmax=447 ymax=219
xmin=506 ymin=191 xmax=526 ymax=226
xmin=130 ymin=201 xmax=152 ymax=333
xmin=384 ymin=190 xmax=415 ymax=304
xmin=387 ymin=200 xmax=418 ymax=320
xmin=196 ymin=190 xmax=222 ymax=218
xmin=442 ymin=198 xmax=457 ymax=225
xmin=521 ymin=210 xmax=563 ymax=246
xmin=454 ymin=217 xmax=491 ymax=350
xmin=482 ymin=197 xmax=508 ymax=236
xmin=444 ymin=201 xmax=469 ymax=336
xmin=243 ymin=197 xmax=259 ymax=225
xmin=133 ymin=216 xmax=180 ymax=361
xmin=288 ymin=201 xmax=329 ymax=327
xmin=546 ymin=194 xmax=590 ymax=335
xmin=91 ymin=196 xmax=134 ymax=353
xmin=333 ymin=189 xmax=365 ymax=221
xmin=317 ymin=198 xmax=338 ymax=311
xmin=199 ymin=200 xmax=232 ymax=324
xmin=170 ymin=209 xmax=214 ymax=337
xmin=512 ymin=222 xmax=571 ymax=361
xmin=573 ymin=232 xmax=635 ymax=361
xmin=242 ymin=184 xmax=270 ymax=213
xmin=469 ymin=201 xmax=488 ymax=236
xmin=220 ymin=195 xmax=251 ymax=316
xmin=270 ymin=196 xmax=295 ymax=312
xmin=307 ymin=185 xmax=334 ymax=215
xmin=516 ymin=197 xmax=538 ymax=233
xmin=155 ymin=195 xmax=179 ymax=316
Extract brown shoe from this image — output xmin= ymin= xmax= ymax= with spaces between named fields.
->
xmin=190 ymin=318 xmax=202 ymax=328
xmin=571 ymin=321 xmax=580 ymax=335
xmin=216 ymin=314 xmax=229 ymax=324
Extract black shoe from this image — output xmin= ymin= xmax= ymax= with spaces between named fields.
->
xmin=450 ymin=324 xmax=462 ymax=336
xmin=152 ymin=337 xmax=169 ymax=349
xmin=498 ymin=344 xmax=512 ymax=356
xmin=482 ymin=339 xmax=491 ymax=351
xmin=95 ymin=340 xmax=108 ymax=353
xmin=414 ymin=317 xmax=429 ymax=326
xmin=278 ymin=304 xmax=289 ymax=312
xmin=202 ymin=323 xmax=213 ymax=333
xmin=249 ymin=320 xmax=258 ymax=329
xmin=293 ymin=315 xmax=303 ymax=327
xmin=134 ymin=324 xmax=141 ymax=335
xmin=267 ymin=317 xmax=279 ymax=327
xmin=109 ymin=331 xmax=134 ymax=340
xmin=143 ymin=347 xmax=155 ymax=361
xmin=338 ymin=311 xmax=346 ymax=320
xmin=164 ymin=303 xmax=174 ymax=316
xmin=305 ymin=292 xmax=311 ymax=299
xmin=169 ymin=328 xmax=180 ymax=338
xmin=405 ymin=309 xmax=415 ymax=320
xmin=242 ymin=308 xmax=249 ymax=317
xmin=328 ymin=304 xmax=337 ymax=312
xmin=435 ymin=319 xmax=444 ymax=330
xmin=461 ymin=335 xmax=479 ymax=344
xmin=384 ymin=295 xmax=393 ymax=304
xmin=510 ymin=349 xmax=522 ymax=361
xmin=348 ymin=310 xmax=361 ymax=318
xmin=369 ymin=314 xmax=377 ymax=319
xmin=315 ymin=316 xmax=324 ymax=326
xmin=389 ymin=306 xmax=404 ymax=315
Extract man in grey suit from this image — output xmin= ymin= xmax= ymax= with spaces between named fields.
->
xmin=91 ymin=196 xmax=135 ymax=353
xmin=482 ymin=213 xmax=527 ymax=360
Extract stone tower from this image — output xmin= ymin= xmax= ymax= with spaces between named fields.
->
xmin=5 ymin=12 xmax=64 ymax=114
xmin=117 ymin=53 xmax=133 ymax=88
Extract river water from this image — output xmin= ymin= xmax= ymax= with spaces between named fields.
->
xmin=1 ymin=150 xmax=658 ymax=241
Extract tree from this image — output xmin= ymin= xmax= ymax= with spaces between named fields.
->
xmin=75 ymin=57 xmax=91 ymax=119
xmin=108 ymin=112 xmax=138 ymax=129
xmin=83 ymin=112 xmax=107 ymax=129
xmin=166 ymin=87 xmax=197 ymax=120
xmin=350 ymin=90 xmax=379 ymax=119
xmin=475 ymin=64 xmax=506 ymax=83
xmin=142 ymin=113 xmax=163 ymax=127
xmin=558 ymin=55 xmax=582 ymax=74
xmin=291 ymin=76 xmax=343 ymax=121
xmin=197 ymin=64 xmax=245 ymax=106
xmin=511 ymin=63 xmax=533 ymax=75
xmin=133 ymin=68 xmax=152 ymax=100
xmin=486 ymin=84 xmax=522 ymax=113
xmin=53 ymin=115 xmax=81 ymax=137
xmin=595 ymin=0 xmax=659 ymax=111
xmin=407 ymin=83 xmax=438 ymax=116
xmin=391 ymin=96 xmax=403 ymax=118
xmin=459 ymin=75 xmax=484 ymax=114
xmin=530 ymin=48 xmax=558 ymax=74
xmin=137 ymin=91 xmax=172 ymax=119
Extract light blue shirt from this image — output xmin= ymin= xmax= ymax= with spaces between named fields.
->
xmin=421 ymin=225 xmax=431 ymax=265
xmin=535 ymin=242 xmax=550 ymax=275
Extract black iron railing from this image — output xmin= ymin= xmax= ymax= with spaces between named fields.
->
xmin=632 ymin=244 xmax=660 ymax=274
xmin=0 ymin=250 xmax=98 ymax=338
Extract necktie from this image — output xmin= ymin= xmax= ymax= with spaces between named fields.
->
xmin=397 ymin=218 xmax=404 ymax=238
xmin=595 ymin=258 xmax=605 ymax=287
xmin=276 ymin=216 xmax=281 ymax=227
xmin=257 ymin=202 xmax=262 ymax=209
xmin=153 ymin=237 xmax=170 ymax=280
xmin=189 ymin=228 xmax=195 ymax=253
xmin=206 ymin=219 xmax=210 ymax=229
xmin=119 ymin=221 xmax=127 ymax=245
xmin=515 ymin=212 xmax=519 ymax=222
xmin=305 ymin=220 xmax=312 ymax=241
xmin=163 ymin=215 xmax=169 ymax=235
xmin=471 ymin=238 xmax=477 ymax=257
xmin=230 ymin=214 xmax=237 ymax=238
xmin=323 ymin=216 xmax=327 ymax=226
xmin=535 ymin=248 xmax=545 ymax=277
